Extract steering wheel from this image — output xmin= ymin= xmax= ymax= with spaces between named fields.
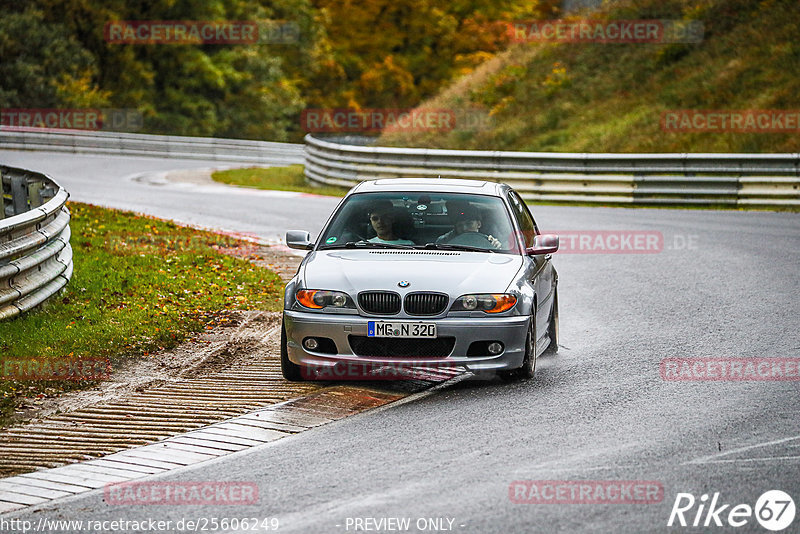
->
xmin=447 ymin=232 xmax=493 ymax=248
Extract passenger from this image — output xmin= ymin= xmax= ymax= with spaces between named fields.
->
xmin=437 ymin=206 xmax=501 ymax=248
xmin=367 ymin=201 xmax=415 ymax=245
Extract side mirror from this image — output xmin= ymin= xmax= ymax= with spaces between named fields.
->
xmin=526 ymin=234 xmax=559 ymax=255
xmin=286 ymin=230 xmax=313 ymax=250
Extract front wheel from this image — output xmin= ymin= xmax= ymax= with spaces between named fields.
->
xmin=498 ymin=314 xmax=536 ymax=381
xmin=280 ymin=322 xmax=305 ymax=381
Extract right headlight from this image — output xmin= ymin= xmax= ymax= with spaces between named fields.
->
xmin=296 ymin=289 xmax=354 ymax=309
xmin=450 ymin=293 xmax=517 ymax=313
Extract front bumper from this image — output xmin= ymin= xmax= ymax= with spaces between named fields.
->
xmin=283 ymin=310 xmax=529 ymax=373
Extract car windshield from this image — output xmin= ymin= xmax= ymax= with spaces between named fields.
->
xmin=318 ymin=192 xmax=519 ymax=253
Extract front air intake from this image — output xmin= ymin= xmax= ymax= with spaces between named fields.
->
xmin=404 ymin=292 xmax=449 ymax=316
xmin=358 ymin=291 xmax=401 ymax=315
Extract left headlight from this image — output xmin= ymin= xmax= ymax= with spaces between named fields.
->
xmin=451 ymin=293 xmax=517 ymax=313
xmin=296 ymin=289 xmax=354 ymax=309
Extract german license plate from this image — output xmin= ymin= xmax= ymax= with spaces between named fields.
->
xmin=367 ymin=321 xmax=437 ymax=338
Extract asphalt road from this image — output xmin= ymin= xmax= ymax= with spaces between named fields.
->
xmin=0 ymin=149 xmax=338 ymax=243
xmin=2 ymin=149 xmax=800 ymax=533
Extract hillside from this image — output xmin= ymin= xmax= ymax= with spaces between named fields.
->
xmin=0 ymin=0 xmax=553 ymax=141
xmin=378 ymin=0 xmax=800 ymax=153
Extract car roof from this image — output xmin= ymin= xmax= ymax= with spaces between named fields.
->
xmin=350 ymin=178 xmax=509 ymax=196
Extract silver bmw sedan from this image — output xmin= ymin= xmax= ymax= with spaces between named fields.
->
xmin=282 ymin=178 xmax=559 ymax=381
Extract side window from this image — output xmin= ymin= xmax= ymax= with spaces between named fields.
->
xmin=507 ymin=191 xmax=537 ymax=248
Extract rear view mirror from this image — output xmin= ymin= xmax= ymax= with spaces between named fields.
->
xmin=526 ymin=234 xmax=559 ymax=255
xmin=286 ymin=230 xmax=313 ymax=250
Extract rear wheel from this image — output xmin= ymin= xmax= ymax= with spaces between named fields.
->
xmin=544 ymin=287 xmax=559 ymax=354
xmin=280 ymin=322 xmax=305 ymax=381
xmin=498 ymin=313 xmax=536 ymax=381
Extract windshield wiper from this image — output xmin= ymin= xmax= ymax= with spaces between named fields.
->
xmin=339 ymin=240 xmax=417 ymax=250
xmin=421 ymin=243 xmax=497 ymax=253
xmin=322 ymin=241 xmax=494 ymax=252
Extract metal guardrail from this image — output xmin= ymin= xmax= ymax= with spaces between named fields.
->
xmin=0 ymin=127 xmax=304 ymax=165
xmin=0 ymin=166 xmax=72 ymax=320
xmin=3 ymin=129 xmax=797 ymax=208
xmin=304 ymin=135 xmax=800 ymax=208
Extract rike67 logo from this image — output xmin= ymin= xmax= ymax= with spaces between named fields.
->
xmin=668 ymin=490 xmax=795 ymax=531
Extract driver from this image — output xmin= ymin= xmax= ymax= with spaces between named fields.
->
xmin=367 ymin=200 xmax=415 ymax=245
xmin=437 ymin=206 xmax=501 ymax=248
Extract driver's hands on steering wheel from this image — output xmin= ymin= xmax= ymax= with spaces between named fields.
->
xmin=486 ymin=234 xmax=502 ymax=249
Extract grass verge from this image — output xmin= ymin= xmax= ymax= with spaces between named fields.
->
xmin=0 ymin=202 xmax=284 ymax=427
xmin=212 ymin=165 xmax=347 ymax=197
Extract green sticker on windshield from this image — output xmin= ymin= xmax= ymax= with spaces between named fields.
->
xmin=326 ymin=237 xmax=337 ymax=243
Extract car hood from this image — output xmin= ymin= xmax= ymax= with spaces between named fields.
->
xmin=302 ymin=249 xmax=523 ymax=295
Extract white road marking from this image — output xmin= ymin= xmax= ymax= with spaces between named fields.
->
xmin=684 ymin=435 xmax=800 ymax=464
xmin=689 ymin=455 xmax=800 ymax=465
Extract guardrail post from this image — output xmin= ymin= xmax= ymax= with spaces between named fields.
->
xmin=0 ymin=172 xmax=5 ymax=220
xmin=10 ymin=174 xmax=28 ymax=216
xmin=28 ymin=180 xmax=43 ymax=208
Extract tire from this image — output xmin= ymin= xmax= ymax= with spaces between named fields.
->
xmin=280 ymin=322 xmax=305 ymax=381
xmin=544 ymin=287 xmax=559 ymax=354
xmin=498 ymin=313 xmax=537 ymax=381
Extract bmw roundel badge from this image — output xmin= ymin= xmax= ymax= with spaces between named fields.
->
xmin=398 ymin=280 xmax=410 ymax=288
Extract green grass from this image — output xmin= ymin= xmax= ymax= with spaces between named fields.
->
xmin=379 ymin=0 xmax=800 ymax=153
xmin=212 ymin=165 xmax=347 ymax=197
xmin=0 ymin=202 xmax=284 ymax=427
